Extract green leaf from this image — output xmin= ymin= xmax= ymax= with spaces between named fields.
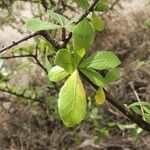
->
xmin=91 ymin=13 xmax=105 ymax=31
xmin=129 ymin=102 xmax=150 ymax=108
xmin=48 ymin=66 xmax=69 ymax=82
xmin=143 ymin=106 xmax=150 ymax=114
xmin=49 ymin=11 xmax=75 ymax=31
xmin=55 ymin=49 xmax=74 ymax=73
xmin=49 ymin=11 xmax=69 ymax=26
xmin=79 ymin=51 xmax=121 ymax=70
xmin=80 ymin=68 xmax=105 ymax=87
xmin=73 ymin=19 xmax=95 ymax=51
xmin=104 ymin=68 xmax=120 ymax=84
xmin=130 ymin=106 xmax=142 ymax=115
xmin=75 ymin=0 xmax=89 ymax=9
xmin=26 ymin=18 xmax=61 ymax=31
xmin=58 ymin=70 xmax=86 ymax=127
xmin=95 ymin=0 xmax=108 ymax=12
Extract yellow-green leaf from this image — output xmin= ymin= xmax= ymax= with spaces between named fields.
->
xmin=95 ymin=87 xmax=105 ymax=105
xmin=58 ymin=70 xmax=86 ymax=127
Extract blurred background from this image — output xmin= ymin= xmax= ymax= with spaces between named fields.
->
xmin=0 ymin=0 xmax=150 ymax=149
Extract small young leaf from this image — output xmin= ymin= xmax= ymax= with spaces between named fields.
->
xmin=80 ymin=68 xmax=105 ymax=87
xmin=49 ymin=11 xmax=69 ymax=26
xmin=91 ymin=13 xmax=105 ymax=31
xmin=55 ymin=49 xmax=74 ymax=73
xmin=48 ymin=66 xmax=69 ymax=82
xmin=73 ymin=19 xmax=95 ymax=51
xmin=79 ymin=51 xmax=121 ymax=70
xmin=75 ymin=0 xmax=89 ymax=9
xmin=104 ymin=68 xmax=120 ymax=84
xmin=95 ymin=0 xmax=108 ymax=12
xmin=58 ymin=70 xmax=86 ymax=127
xmin=26 ymin=18 xmax=61 ymax=31
xmin=95 ymin=87 xmax=106 ymax=105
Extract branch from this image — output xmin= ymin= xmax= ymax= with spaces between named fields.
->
xmin=0 ymin=88 xmax=45 ymax=104
xmin=40 ymin=31 xmax=60 ymax=50
xmin=0 ymin=32 xmax=40 ymax=54
xmin=0 ymin=53 xmax=48 ymax=74
xmin=80 ymin=71 xmax=150 ymax=132
xmin=0 ymin=54 xmax=35 ymax=59
xmin=32 ymin=55 xmax=48 ymax=74
xmin=0 ymin=31 xmax=60 ymax=54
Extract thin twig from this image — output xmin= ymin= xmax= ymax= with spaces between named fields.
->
xmin=0 ymin=53 xmax=48 ymax=74
xmin=0 ymin=31 xmax=60 ymax=54
xmin=0 ymin=54 xmax=35 ymax=59
xmin=0 ymin=88 xmax=45 ymax=104
xmin=0 ymin=31 xmax=40 ymax=54
xmin=33 ymin=55 xmax=48 ymax=74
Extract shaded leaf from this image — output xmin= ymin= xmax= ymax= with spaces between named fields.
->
xmin=49 ymin=11 xmax=75 ymax=31
xmin=104 ymin=68 xmax=120 ymax=84
xmin=75 ymin=0 xmax=89 ymax=9
xmin=55 ymin=49 xmax=75 ymax=74
xmin=95 ymin=0 xmax=108 ymax=12
xmin=49 ymin=11 xmax=69 ymax=26
xmin=79 ymin=51 xmax=121 ymax=70
xmin=91 ymin=13 xmax=105 ymax=31
xmin=58 ymin=70 xmax=86 ymax=127
xmin=48 ymin=66 xmax=69 ymax=82
xmin=73 ymin=19 xmax=95 ymax=51
xmin=74 ymin=48 xmax=86 ymax=67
